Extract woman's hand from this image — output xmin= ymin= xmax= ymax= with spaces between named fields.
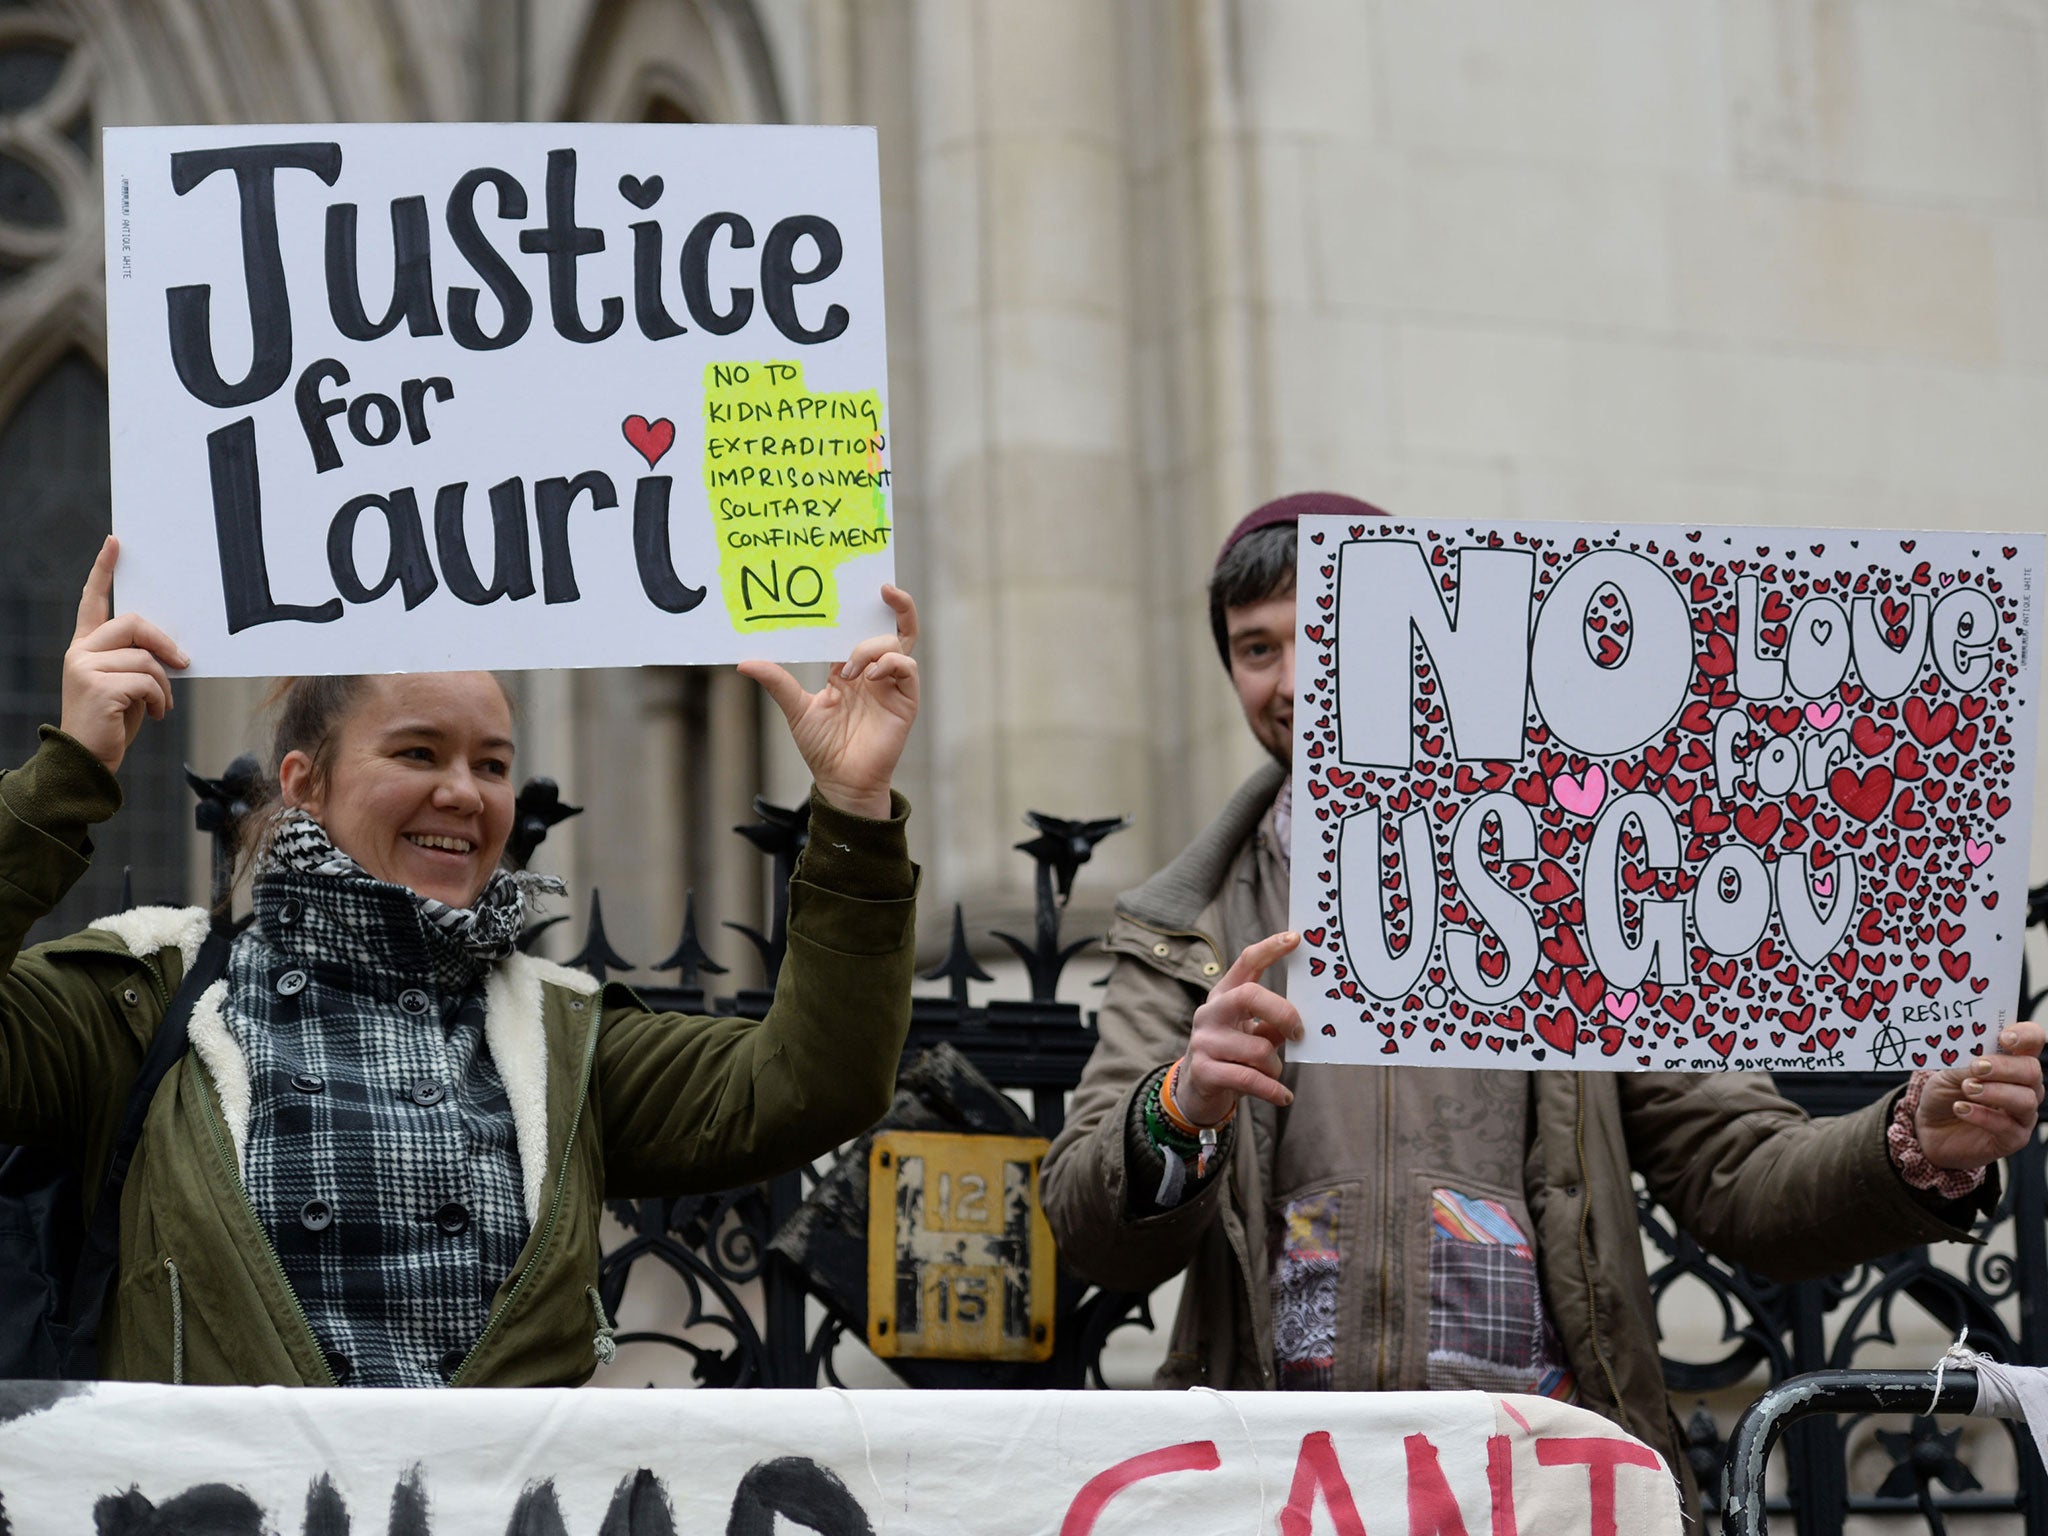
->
xmin=1174 ymin=931 xmax=1304 ymax=1126
xmin=60 ymin=536 xmax=188 ymax=775
xmin=738 ymin=584 xmax=919 ymax=819
xmin=1916 ymin=1021 xmax=2046 ymax=1170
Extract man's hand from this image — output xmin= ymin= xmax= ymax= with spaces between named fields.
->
xmin=738 ymin=584 xmax=919 ymax=820
xmin=1175 ymin=930 xmax=1303 ymax=1126
xmin=60 ymin=536 xmax=188 ymax=776
xmin=1916 ymin=1021 xmax=2046 ymax=1170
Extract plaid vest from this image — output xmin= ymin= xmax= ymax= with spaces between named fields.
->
xmin=225 ymin=872 xmax=530 ymax=1386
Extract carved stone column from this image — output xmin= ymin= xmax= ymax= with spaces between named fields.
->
xmin=905 ymin=0 xmax=1150 ymax=935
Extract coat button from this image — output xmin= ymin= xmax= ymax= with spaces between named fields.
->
xmin=434 ymin=1201 xmax=471 ymax=1236
xmin=277 ymin=969 xmax=308 ymax=997
xmin=290 ymin=1071 xmax=325 ymax=1094
xmin=300 ymin=1199 xmax=334 ymax=1232
xmin=1201 ymin=962 xmax=1220 ymax=977
xmin=1152 ymin=942 xmax=1171 ymax=957
xmin=410 ymin=1080 xmax=447 ymax=1107
xmin=121 ymin=987 xmax=141 ymax=1006
xmin=277 ymin=899 xmax=302 ymax=926
xmin=325 ymin=1350 xmax=352 ymax=1384
xmin=399 ymin=988 xmax=431 ymax=1016
xmin=438 ymin=1348 xmax=465 ymax=1380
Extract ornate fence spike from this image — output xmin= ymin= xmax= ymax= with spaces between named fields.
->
xmin=922 ymin=903 xmax=994 ymax=1007
xmin=567 ymin=889 xmax=633 ymax=982
xmin=725 ymin=797 xmax=811 ymax=989
xmin=1013 ymin=813 xmax=1130 ymax=908
xmin=186 ymin=753 xmax=264 ymax=909
xmin=1874 ymin=1416 xmax=1980 ymax=1503
xmin=506 ymin=777 xmax=582 ymax=871
xmin=1683 ymin=1404 xmax=1728 ymax=1512
xmin=653 ymin=889 xmax=728 ymax=983
xmin=991 ymin=812 xmax=1129 ymax=1003
xmin=989 ymin=927 xmax=1101 ymax=1006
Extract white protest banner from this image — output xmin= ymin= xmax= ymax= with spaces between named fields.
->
xmin=103 ymin=125 xmax=894 ymax=675
xmin=0 ymin=1382 xmax=1682 ymax=1535
xmin=1288 ymin=519 xmax=2043 ymax=1073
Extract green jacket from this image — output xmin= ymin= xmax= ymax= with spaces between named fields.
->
xmin=0 ymin=729 xmax=916 ymax=1387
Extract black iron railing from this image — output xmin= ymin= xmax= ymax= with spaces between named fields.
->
xmin=176 ymin=764 xmax=2048 ymax=1532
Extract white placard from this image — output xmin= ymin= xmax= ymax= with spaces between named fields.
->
xmin=104 ymin=124 xmax=895 ymax=675
xmin=1288 ymin=518 xmax=2043 ymax=1073
xmin=0 ymin=1382 xmax=1681 ymax=1535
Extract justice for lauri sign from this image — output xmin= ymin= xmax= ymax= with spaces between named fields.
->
xmin=104 ymin=123 xmax=895 ymax=676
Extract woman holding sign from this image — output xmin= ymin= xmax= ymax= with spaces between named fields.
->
xmin=0 ymin=536 xmax=918 ymax=1388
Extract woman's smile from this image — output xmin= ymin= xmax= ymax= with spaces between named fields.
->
xmin=280 ymin=672 xmax=516 ymax=909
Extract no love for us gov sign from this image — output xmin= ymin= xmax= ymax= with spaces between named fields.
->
xmin=1288 ymin=519 xmax=2042 ymax=1075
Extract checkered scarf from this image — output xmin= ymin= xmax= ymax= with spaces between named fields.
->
xmin=260 ymin=808 xmax=563 ymax=961
xmin=226 ymin=810 xmax=560 ymax=1386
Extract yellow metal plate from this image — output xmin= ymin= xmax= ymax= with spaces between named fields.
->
xmin=866 ymin=1131 xmax=1055 ymax=1362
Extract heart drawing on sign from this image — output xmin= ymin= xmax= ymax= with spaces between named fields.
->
xmin=622 ymin=415 xmax=675 ymax=468
xmin=618 ymin=174 xmax=664 ymax=208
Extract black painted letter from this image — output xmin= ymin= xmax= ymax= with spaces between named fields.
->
xmin=725 ymin=1458 xmax=873 ymax=1536
xmin=632 ymin=477 xmax=705 ymax=613
xmin=327 ymin=196 xmax=444 ymax=340
xmin=208 ymin=417 xmax=344 ymax=632
xmin=534 ymin=471 xmax=617 ymax=604
xmin=327 ymin=490 xmax=439 ymax=609
xmin=166 ymin=142 xmax=343 ymax=407
xmin=435 ymin=479 xmax=537 ymax=605
xmin=630 ymin=221 xmax=685 ymax=340
xmin=447 ymin=169 xmax=534 ymax=351
xmin=761 ymin=215 xmax=847 ymax=344
xmin=518 ymin=149 xmax=622 ymax=344
xmin=680 ymin=213 xmax=754 ymax=335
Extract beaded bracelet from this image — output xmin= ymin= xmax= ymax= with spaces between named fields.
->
xmin=1142 ymin=1070 xmax=1201 ymax=1157
xmin=1160 ymin=1058 xmax=1237 ymax=1138
xmin=1156 ymin=1060 xmax=1232 ymax=1182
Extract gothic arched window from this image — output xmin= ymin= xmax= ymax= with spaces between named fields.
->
xmin=0 ymin=350 xmax=188 ymax=939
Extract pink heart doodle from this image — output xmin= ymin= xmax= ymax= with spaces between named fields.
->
xmin=1804 ymin=701 xmax=1842 ymax=730
xmin=1964 ymin=838 xmax=1993 ymax=868
xmin=1813 ymin=872 xmax=1834 ymax=897
xmin=1551 ymin=765 xmax=1607 ymax=818
xmin=1604 ymin=989 xmax=1638 ymax=1023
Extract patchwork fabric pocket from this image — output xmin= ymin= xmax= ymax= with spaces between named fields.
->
xmin=1425 ymin=1187 xmax=1574 ymax=1400
xmin=1270 ymin=1188 xmax=1341 ymax=1391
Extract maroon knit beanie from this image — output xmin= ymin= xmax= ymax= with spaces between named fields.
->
xmin=1213 ymin=491 xmax=1391 ymax=571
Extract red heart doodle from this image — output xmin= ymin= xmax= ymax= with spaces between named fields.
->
xmin=622 ymin=414 xmax=675 ymax=468
xmin=1533 ymin=1011 xmax=1578 ymax=1055
xmin=1828 ymin=765 xmax=1894 ymax=824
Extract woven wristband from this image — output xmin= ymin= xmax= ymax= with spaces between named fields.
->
xmin=1160 ymin=1058 xmax=1237 ymax=1137
xmin=1142 ymin=1071 xmax=1200 ymax=1157
xmin=1160 ymin=1059 xmax=1233 ymax=1181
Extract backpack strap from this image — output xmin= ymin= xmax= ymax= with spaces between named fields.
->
xmin=63 ymin=920 xmax=237 ymax=1354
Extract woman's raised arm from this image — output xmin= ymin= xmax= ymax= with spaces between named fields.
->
xmin=60 ymin=536 xmax=188 ymax=775
xmin=736 ymin=583 xmax=919 ymax=819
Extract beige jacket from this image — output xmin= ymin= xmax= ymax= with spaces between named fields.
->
xmin=1040 ymin=761 xmax=1990 ymax=1507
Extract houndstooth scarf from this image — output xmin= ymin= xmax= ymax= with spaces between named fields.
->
xmin=261 ymin=808 xmax=563 ymax=961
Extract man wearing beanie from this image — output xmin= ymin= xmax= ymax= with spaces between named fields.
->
xmin=1039 ymin=493 xmax=2041 ymax=1513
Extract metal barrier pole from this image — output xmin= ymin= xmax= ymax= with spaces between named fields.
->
xmin=1721 ymin=1371 xmax=1979 ymax=1536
